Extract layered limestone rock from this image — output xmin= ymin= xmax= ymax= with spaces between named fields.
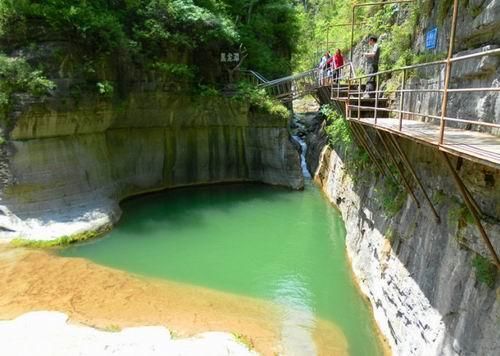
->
xmin=0 ymin=94 xmax=303 ymax=242
xmin=306 ymin=115 xmax=499 ymax=356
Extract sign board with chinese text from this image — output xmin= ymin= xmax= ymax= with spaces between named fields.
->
xmin=220 ymin=52 xmax=240 ymax=63
xmin=426 ymin=28 xmax=438 ymax=50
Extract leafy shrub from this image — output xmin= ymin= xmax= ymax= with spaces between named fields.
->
xmin=321 ymin=104 xmax=352 ymax=147
xmin=97 ymin=81 xmax=114 ymax=97
xmin=233 ymin=82 xmax=289 ymax=119
xmin=0 ymin=53 xmax=54 ymax=120
xmin=375 ymin=173 xmax=407 ymax=217
xmin=472 ymin=255 xmax=497 ymax=288
xmin=133 ymin=0 xmax=238 ymax=52
xmin=197 ymin=84 xmax=220 ymax=97
xmin=319 ymin=104 xmax=374 ymax=183
xmin=150 ymin=62 xmax=195 ymax=81
xmin=0 ymin=0 xmax=241 ymax=59
xmin=1 ymin=0 xmax=127 ymax=53
xmin=325 ymin=113 xmax=352 ymax=147
xmin=448 ymin=198 xmax=474 ymax=226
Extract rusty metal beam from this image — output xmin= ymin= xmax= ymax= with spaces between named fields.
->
xmin=441 ymin=152 xmax=500 ymax=268
xmin=386 ymin=133 xmax=441 ymax=223
xmin=356 ymin=123 xmax=399 ymax=184
xmin=439 ymin=0 xmax=459 ymax=144
xmin=444 ymin=154 xmax=482 ymax=217
xmin=350 ymin=122 xmax=386 ymax=178
xmin=376 ymin=130 xmax=421 ymax=208
xmin=461 ymin=181 xmax=483 ymax=219
xmin=398 ymin=69 xmax=406 ymax=130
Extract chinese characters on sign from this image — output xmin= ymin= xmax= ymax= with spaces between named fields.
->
xmin=220 ymin=53 xmax=240 ymax=63
xmin=426 ymin=28 xmax=438 ymax=50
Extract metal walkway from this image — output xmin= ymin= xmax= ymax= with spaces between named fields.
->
xmin=247 ymin=49 xmax=500 ymax=171
xmin=242 ymin=37 xmax=500 ymax=266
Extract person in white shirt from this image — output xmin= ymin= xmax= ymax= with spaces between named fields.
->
xmin=318 ymin=51 xmax=330 ymax=85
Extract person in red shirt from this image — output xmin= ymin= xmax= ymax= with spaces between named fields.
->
xmin=333 ymin=49 xmax=344 ymax=82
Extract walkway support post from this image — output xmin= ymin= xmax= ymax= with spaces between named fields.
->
xmin=441 ymin=152 xmax=500 ymax=268
xmin=350 ymin=9 xmax=355 ymax=63
xmin=356 ymin=124 xmax=399 ymax=184
xmin=375 ymin=131 xmax=420 ymax=208
xmin=358 ymin=78 xmax=361 ymax=120
xmin=374 ymin=73 xmax=380 ymax=124
xmin=438 ymin=0 xmax=459 ymax=144
xmin=350 ymin=122 xmax=386 ymax=178
xmin=387 ymin=133 xmax=441 ymax=223
xmin=398 ymin=69 xmax=406 ymax=131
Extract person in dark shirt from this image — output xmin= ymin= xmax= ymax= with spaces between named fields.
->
xmin=363 ymin=36 xmax=380 ymax=98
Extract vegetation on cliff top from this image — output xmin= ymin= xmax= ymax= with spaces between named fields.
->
xmin=0 ymin=53 xmax=54 ymax=137
xmin=0 ymin=0 xmax=299 ymax=79
xmin=0 ymin=0 xmax=300 ymax=129
xmin=233 ymin=82 xmax=290 ymax=120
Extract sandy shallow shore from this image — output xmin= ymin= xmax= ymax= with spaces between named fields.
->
xmin=0 ymin=246 xmax=349 ymax=356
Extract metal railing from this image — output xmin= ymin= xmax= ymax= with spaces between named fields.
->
xmin=344 ymin=47 xmax=500 ymax=151
xmin=259 ymin=69 xmax=321 ymax=102
xmin=243 ymin=62 xmax=356 ymax=103
xmin=239 ymin=70 xmax=269 ymax=86
xmin=329 ymin=62 xmax=356 ymax=99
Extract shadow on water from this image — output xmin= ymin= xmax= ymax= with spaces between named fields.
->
xmin=113 ymin=183 xmax=291 ymax=237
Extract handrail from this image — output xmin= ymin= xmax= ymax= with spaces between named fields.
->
xmin=261 ymin=69 xmax=318 ymax=87
xmin=334 ymin=62 xmax=355 ymax=81
xmin=239 ymin=70 xmax=269 ymax=85
xmin=349 ymin=47 xmax=500 ymax=81
xmin=243 ymin=61 xmax=357 ymax=103
xmin=344 ymin=47 xmax=500 ymax=132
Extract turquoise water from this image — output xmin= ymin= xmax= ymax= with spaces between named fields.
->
xmin=60 ymin=182 xmax=383 ymax=355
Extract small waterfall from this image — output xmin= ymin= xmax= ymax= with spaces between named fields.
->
xmin=292 ymin=135 xmax=311 ymax=179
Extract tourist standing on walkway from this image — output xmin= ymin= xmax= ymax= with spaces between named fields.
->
xmin=333 ymin=49 xmax=344 ymax=81
xmin=363 ymin=36 xmax=380 ymax=98
xmin=318 ymin=51 xmax=330 ymax=85
xmin=326 ymin=51 xmax=336 ymax=84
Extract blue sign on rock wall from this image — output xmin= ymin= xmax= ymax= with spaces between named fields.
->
xmin=426 ymin=28 xmax=438 ymax=50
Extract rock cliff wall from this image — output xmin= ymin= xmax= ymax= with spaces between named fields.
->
xmin=0 ymin=93 xmax=303 ymax=242
xmin=306 ymin=115 xmax=499 ymax=355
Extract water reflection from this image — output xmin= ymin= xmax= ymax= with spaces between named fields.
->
xmin=273 ymin=275 xmax=317 ymax=356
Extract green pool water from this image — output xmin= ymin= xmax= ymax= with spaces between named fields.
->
xmin=60 ymin=182 xmax=384 ymax=356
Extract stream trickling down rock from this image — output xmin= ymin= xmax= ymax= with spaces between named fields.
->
xmin=59 ymin=176 xmax=385 ymax=355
